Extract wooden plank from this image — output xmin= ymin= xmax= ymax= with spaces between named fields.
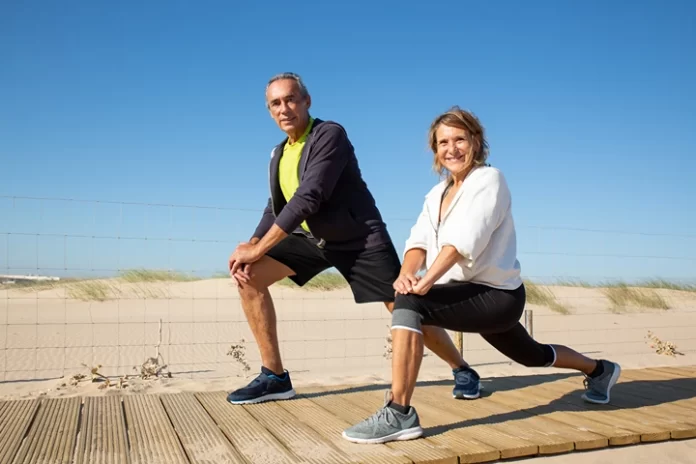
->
xmin=75 ymin=396 xmax=129 ymax=464
xmin=514 ymin=376 xmax=672 ymax=442
xmin=160 ymin=392 xmax=246 ymax=464
xmin=0 ymin=399 xmax=39 ymax=464
xmin=482 ymin=385 xmax=609 ymax=450
xmin=491 ymin=376 xmax=640 ymax=446
xmin=563 ymin=375 xmax=696 ymax=438
xmin=242 ymin=399 xmax=357 ymax=464
xmin=656 ymin=365 xmax=696 ymax=376
xmin=195 ymin=392 xmax=303 ymax=464
xmin=620 ymin=368 xmax=696 ymax=408
xmin=408 ymin=385 xmax=574 ymax=456
xmin=650 ymin=366 xmax=696 ymax=385
xmin=610 ymin=369 xmax=696 ymax=439
xmin=13 ymin=397 xmax=81 ymax=464
xmin=277 ymin=395 xmax=415 ymax=464
xmin=554 ymin=376 xmax=693 ymax=441
xmin=339 ymin=386 xmax=533 ymax=460
xmin=307 ymin=388 xmax=472 ymax=464
xmin=123 ymin=394 xmax=189 ymax=464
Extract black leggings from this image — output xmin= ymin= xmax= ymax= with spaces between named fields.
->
xmin=392 ymin=282 xmax=556 ymax=367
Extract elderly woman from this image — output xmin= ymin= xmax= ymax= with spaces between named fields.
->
xmin=342 ymin=107 xmax=621 ymax=444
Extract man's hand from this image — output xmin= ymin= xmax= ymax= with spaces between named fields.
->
xmin=229 ymin=242 xmax=263 ymax=280
xmin=231 ymin=263 xmax=252 ymax=285
xmin=393 ymin=273 xmax=420 ymax=295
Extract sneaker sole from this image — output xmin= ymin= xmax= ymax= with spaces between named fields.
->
xmin=342 ymin=426 xmax=423 ymax=444
xmin=227 ymin=389 xmax=296 ymax=405
xmin=582 ymin=363 xmax=622 ymax=405
xmin=453 ymin=391 xmax=480 ymax=400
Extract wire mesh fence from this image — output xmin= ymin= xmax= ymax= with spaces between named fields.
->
xmin=1 ymin=195 xmax=695 ymax=383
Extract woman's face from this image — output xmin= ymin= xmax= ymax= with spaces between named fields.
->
xmin=435 ymin=124 xmax=471 ymax=176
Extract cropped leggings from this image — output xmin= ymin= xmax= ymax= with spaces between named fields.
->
xmin=392 ymin=282 xmax=556 ymax=367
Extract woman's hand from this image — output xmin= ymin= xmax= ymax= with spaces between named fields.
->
xmin=393 ymin=273 xmax=420 ymax=294
xmin=409 ymin=278 xmax=433 ymax=295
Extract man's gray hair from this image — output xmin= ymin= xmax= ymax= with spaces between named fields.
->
xmin=266 ymin=72 xmax=310 ymax=98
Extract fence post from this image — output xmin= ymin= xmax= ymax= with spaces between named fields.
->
xmin=524 ymin=310 xmax=534 ymax=337
xmin=454 ymin=332 xmax=463 ymax=355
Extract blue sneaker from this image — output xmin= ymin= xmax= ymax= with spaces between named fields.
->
xmin=582 ymin=360 xmax=621 ymax=404
xmin=226 ymin=366 xmax=296 ymax=405
xmin=452 ymin=366 xmax=480 ymax=399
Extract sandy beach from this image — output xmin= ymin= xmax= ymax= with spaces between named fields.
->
xmin=1 ymin=277 xmax=694 ymax=397
xmin=1 ymin=277 xmax=695 ymax=462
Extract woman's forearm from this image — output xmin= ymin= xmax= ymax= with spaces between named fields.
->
xmin=419 ymin=246 xmax=461 ymax=286
xmin=401 ymin=248 xmax=426 ymax=275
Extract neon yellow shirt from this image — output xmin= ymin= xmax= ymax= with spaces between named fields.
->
xmin=279 ymin=118 xmax=314 ymax=232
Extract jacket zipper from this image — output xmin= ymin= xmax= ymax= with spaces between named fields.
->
xmin=271 ymin=138 xmax=325 ymax=249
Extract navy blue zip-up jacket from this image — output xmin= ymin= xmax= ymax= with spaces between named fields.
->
xmin=252 ymin=118 xmax=393 ymax=251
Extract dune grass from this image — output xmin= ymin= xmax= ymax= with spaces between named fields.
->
xmin=635 ymin=279 xmax=696 ymax=293
xmin=120 ymin=269 xmax=200 ymax=283
xmin=523 ymin=281 xmax=571 ymax=314
xmin=549 ymin=278 xmax=696 ymax=293
xmin=276 ymin=272 xmax=349 ymax=291
xmin=603 ymin=284 xmax=670 ymax=312
xmin=67 ymin=281 xmax=113 ymax=302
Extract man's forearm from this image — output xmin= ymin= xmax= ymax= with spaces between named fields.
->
xmin=419 ymin=246 xmax=461 ymax=287
xmin=254 ymin=224 xmax=288 ymax=256
xmin=401 ymin=248 xmax=426 ymax=275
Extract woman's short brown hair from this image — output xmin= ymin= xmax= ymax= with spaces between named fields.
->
xmin=428 ymin=106 xmax=489 ymax=178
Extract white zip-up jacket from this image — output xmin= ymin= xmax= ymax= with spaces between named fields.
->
xmin=404 ymin=166 xmax=523 ymax=290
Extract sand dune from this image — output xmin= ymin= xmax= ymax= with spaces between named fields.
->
xmin=0 ymin=278 xmax=694 ymax=401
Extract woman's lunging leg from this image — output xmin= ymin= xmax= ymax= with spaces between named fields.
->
xmin=482 ymin=323 xmax=597 ymax=373
xmin=391 ymin=326 xmax=424 ymax=408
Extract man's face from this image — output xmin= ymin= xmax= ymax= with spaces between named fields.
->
xmin=265 ymin=79 xmax=311 ymax=135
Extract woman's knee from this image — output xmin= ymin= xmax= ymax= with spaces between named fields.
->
xmin=394 ymin=293 xmax=420 ymax=310
xmin=514 ymin=344 xmax=556 ymax=367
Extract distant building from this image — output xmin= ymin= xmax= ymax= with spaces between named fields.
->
xmin=0 ymin=274 xmax=61 ymax=284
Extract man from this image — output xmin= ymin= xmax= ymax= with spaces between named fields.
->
xmin=226 ymin=72 xmax=477 ymax=405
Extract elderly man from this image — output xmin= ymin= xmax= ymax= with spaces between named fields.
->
xmin=226 ymin=72 xmax=477 ymax=404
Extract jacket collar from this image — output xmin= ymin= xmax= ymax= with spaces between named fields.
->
xmin=424 ymin=167 xmax=481 ymax=227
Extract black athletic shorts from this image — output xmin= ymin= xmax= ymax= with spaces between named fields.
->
xmin=265 ymin=233 xmax=401 ymax=303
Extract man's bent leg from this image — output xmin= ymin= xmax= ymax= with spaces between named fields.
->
xmin=227 ymin=255 xmax=295 ymax=404
xmin=237 ymin=256 xmax=294 ymax=374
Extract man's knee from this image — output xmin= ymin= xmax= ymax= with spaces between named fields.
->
xmin=234 ymin=256 xmax=294 ymax=297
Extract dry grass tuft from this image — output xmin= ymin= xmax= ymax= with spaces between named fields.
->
xmin=227 ymin=339 xmax=251 ymax=376
xmin=384 ymin=325 xmax=393 ymax=360
xmin=524 ymin=281 xmax=571 ymax=314
xmin=603 ymin=284 xmax=669 ymax=312
xmin=646 ymin=330 xmax=683 ymax=356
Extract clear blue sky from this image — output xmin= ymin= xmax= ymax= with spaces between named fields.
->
xmin=1 ymin=0 xmax=695 ymax=282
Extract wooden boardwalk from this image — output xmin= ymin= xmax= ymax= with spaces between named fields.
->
xmin=1 ymin=366 xmax=695 ymax=464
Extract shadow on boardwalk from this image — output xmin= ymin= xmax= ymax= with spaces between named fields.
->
xmin=299 ymin=371 xmax=696 ymax=438
xmin=425 ymin=375 xmax=696 ymax=437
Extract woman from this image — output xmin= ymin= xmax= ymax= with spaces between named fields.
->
xmin=342 ymin=107 xmax=621 ymax=444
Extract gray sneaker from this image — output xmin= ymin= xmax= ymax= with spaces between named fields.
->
xmin=582 ymin=360 xmax=621 ymax=404
xmin=342 ymin=392 xmax=423 ymax=444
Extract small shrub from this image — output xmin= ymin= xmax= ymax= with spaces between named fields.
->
xmin=603 ymin=284 xmax=669 ymax=311
xmin=524 ymin=281 xmax=571 ymax=314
